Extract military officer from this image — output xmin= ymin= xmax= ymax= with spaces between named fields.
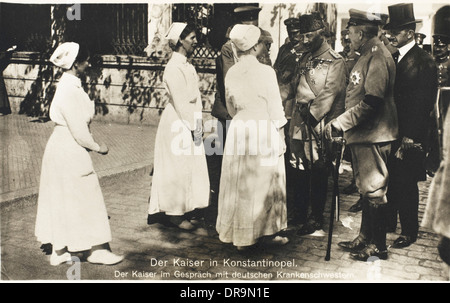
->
xmin=423 ymin=6 xmax=450 ymax=179
xmin=339 ymin=28 xmax=361 ymax=207
xmin=422 ymin=5 xmax=450 ymax=278
xmin=289 ymin=12 xmax=347 ymax=235
xmin=274 ymin=17 xmax=304 ymax=122
xmin=257 ymin=28 xmax=274 ymax=66
xmin=435 ymin=34 xmax=450 ymax=89
xmin=414 ymin=33 xmax=426 ymax=48
xmin=325 ymin=9 xmax=398 ymax=261
xmin=339 ymin=29 xmax=360 ymax=76
xmin=273 ymin=17 xmax=305 ymax=223
xmin=433 ymin=5 xmax=450 ymax=115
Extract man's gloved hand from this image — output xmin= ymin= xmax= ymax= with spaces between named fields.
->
xmin=299 ymin=105 xmax=309 ymax=121
xmin=324 ymin=119 xmax=343 ymax=141
xmin=300 ymin=102 xmax=319 ymax=127
xmin=401 ymin=136 xmax=415 ymax=151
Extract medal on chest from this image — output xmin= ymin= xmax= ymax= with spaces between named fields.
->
xmin=350 ymin=71 xmax=361 ymax=85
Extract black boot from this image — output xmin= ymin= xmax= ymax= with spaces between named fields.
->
xmin=348 ymin=195 xmax=363 ymax=212
xmin=351 ymin=203 xmax=388 ymax=261
xmin=339 ymin=198 xmax=371 ymax=251
xmin=289 ymin=169 xmax=309 ymax=225
xmin=385 ymin=196 xmax=398 ymax=233
xmin=298 ymin=164 xmax=328 ymax=236
xmin=343 ymin=178 xmax=358 ymax=194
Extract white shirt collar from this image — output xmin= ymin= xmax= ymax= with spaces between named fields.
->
xmin=398 ymin=40 xmax=416 ymax=62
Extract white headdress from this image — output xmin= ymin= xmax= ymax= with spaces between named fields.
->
xmin=49 ymin=42 xmax=80 ymax=69
xmin=229 ymin=24 xmax=261 ymax=52
xmin=165 ymin=22 xmax=188 ymax=45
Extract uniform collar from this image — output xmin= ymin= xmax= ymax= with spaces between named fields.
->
xmin=359 ymin=37 xmax=381 ymax=55
xmin=62 ymin=72 xmax=82 ymax=88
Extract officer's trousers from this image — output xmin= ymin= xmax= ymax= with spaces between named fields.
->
xmin=350 ymin=142 xmax=392 ymax=250
xmin=289 ymin=139 xmax=329 ymax=226
xmin=350 ymin=142 xmax=391 ymax=205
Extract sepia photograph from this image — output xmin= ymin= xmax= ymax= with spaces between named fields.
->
xmin=1 ymin=0 xmax=450 ymax=288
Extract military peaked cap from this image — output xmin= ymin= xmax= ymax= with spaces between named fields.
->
xmin=347 ymin=9 xmax=382 ymax=28
xmin=234 ymin=5 xmax=261 ymax=22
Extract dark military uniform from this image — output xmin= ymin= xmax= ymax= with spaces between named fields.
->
xmin=289 ymin=37 xmax=347 ymax=231
xmin=422 ymin=4 xmax=450 ymax=269
xmin=336 ymin=1 xmax=398 ymax=148
xmin=331 ymin=9 xmax=398 ymax=261
xmin=339 ymin=29 xmax=360 ymax=80
xmin=273 ymin=18 xmax=304 ymax=121
xmin=425 ymin=6 xmax=450 ymax=176
xmin=273 ymin=40 xmax=304 ymax=120
xmin=340 ymin=50 xmax=360 ymax=80
xmin=273 ymin=17 xmax=304 ymax=223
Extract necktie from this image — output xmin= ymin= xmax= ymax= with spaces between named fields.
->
xmin=393 ymin=51 xmax=400 ymax=64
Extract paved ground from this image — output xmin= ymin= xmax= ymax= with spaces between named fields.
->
xmin=0 ymin=114 xmax=155 ymax=205
xmin=1 ymin=114 xmax=449 ymax=282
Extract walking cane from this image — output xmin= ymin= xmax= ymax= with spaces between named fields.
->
xmin=325 ymin=137 xmax=346 ymax=261
xmin=307 ymin=102 xmax=314 ymax=199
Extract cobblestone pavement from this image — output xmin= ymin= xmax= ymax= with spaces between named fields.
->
xmin=0 ymin=114 xmax=155 ymax=204
xmin=1 ymin=114 xmax=449 ymax=282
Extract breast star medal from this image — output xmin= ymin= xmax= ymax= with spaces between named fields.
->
xmin=350 ymin=71 xmax=361 ymax=85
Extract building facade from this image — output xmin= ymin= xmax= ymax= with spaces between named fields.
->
xmin=1 ymin=2 xmax=348 ymax=125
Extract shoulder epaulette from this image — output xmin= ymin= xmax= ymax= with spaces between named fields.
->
xmin=314 ymin=58 xmax=333 ymax=63
xmin=329 ymin=49 xmax=342 ymax=59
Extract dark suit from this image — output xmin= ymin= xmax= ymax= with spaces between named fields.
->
xmin=387 ymin=43 xmax=438 ymax=239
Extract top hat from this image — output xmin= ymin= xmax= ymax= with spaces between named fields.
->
xmin=384 ymin=3 xmax=421 ymax=30
xmin=347 ymin=9 xmax=382 ymax=28
xmin=298 ymin=12 xmax=324 ymax=34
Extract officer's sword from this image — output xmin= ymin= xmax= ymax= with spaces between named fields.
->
xmin=306 ymin=102 xmax=314 ymax=209
xmin=325 ymin=136 xmax=346 ymax=261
